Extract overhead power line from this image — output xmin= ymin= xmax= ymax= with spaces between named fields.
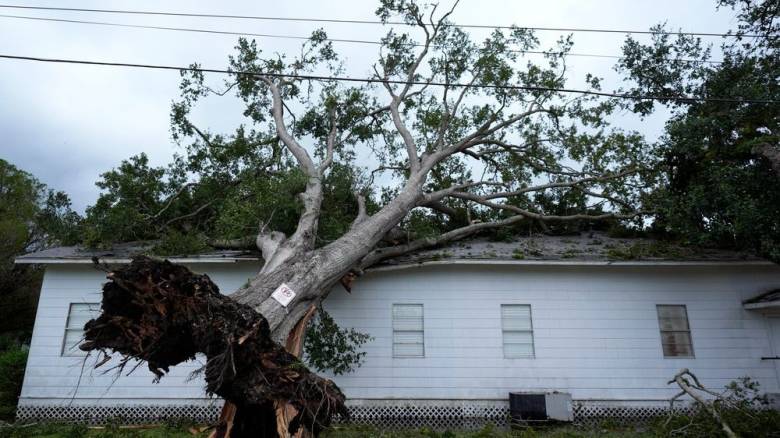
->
xmin=0 ymin=13 xmax=724 ymax=65
xmin=0 ymin=3 xmax=766 ymax=39
xmin=1 ymin=54 xmax=774 ymax=104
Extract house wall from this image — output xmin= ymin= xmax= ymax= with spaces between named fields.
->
xmin=322 ymin=264 xmax=780 ymax=403
xmin=18 ymin=262 xmax=780 ymax=413
xmin=18 ymin=262 xmax=259 ymax=409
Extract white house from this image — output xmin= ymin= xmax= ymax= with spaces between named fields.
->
xmin=13 ymin=234 xmax=780 ymax=426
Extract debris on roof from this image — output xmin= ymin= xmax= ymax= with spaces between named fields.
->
xmin=14 ymin=241 xmax=261 ymax=264
xmin=378 ymin=232 xmax=766 ymax=266
xmin=14 ymin=232 xmax=770 ymax=266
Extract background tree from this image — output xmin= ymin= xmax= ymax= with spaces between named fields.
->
xmin=0 ymin=159 xmax=80 ymax=421
xmin=0 ymin=159 xmax=81 ymax=338
xmin=79 ymin=0 xmax=659 ymax=434
xmin=617 ymin=0 xmax=779 ymax=261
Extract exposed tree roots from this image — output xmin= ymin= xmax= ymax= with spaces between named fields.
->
xmin=81 ymin=257 xmax=347 ymax=437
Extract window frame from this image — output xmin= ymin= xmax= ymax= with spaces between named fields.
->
xmin=656 ymin=304 xmax=695 ymax=358
xmin=392 ymin=303 xmax=425 ymax=358
xmin=61 ymin=302 xmax=100 ymax=357
xmin=501 ymin=304 xmax=535 ymax=359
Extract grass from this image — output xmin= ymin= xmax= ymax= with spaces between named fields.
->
xmin=0 ymin=423 xmax=657 ymax=438
xmin=0 ymin=423 xmax=209 ymax=438
xmin=322 ymin=424 xmax=655 ymax=437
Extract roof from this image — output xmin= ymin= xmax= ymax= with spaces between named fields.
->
xmin=374 ymin=232 xmax=773 ymax=269
xmin=14 ymin=232 xmax=773 ymax=267
xmin=743 ymin=289 xmax=780 ymax=311
xmin=14 ymin=241 xmax=261 ymax=264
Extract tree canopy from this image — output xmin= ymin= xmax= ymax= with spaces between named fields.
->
xmin=82 ymin=2 xmax=657 ymax=258
xmin=0 ymin=159 xmax=80 ymax=336
xmin=618 ymin=0 xmax=779 ymax=261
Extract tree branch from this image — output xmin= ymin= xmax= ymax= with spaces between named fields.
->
xmin=349 ymin=192 xmax=369 ymax=231
xmin=475 ymin=167 xmax=640 ymax=200
xmin=360 ymin=213 xmax=526 ymax=269
xmin=426 ymin=106 xmax=548 ymax=167
xmin=754 ymin=142 xmax=780 ymax=176
xmin=423 ymin=200 xmax=459 ymax=217
xmin=259 ymin=77 xmax=318 ymax=177
xmin=147 ymin=182 xmax=197 ymax=221
xmin=319 ymin=107 xmax=338 ymax=172
xmin=668 ymin=369 xmax=738 ymax=438
xmin=445 ymin=190 xmax=643 ymax=222
xmin=206 ymin=236 xmax=257 ymax=250
xmin=380 ymin=2 xmax=457 ymax=174
xmin=164 ymin=200 xmax=215 ymax=227
xmin=389 ymin=97 xmax=421 ymax=173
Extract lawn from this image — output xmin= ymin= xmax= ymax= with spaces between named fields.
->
xmin=0 ymin=423 xmax=655 ymax=438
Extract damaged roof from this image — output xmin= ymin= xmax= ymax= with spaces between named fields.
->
xmin=374 ymin=232 xmax=771 ymax=268
xmin=14 ymin=232 xmax=773 ymax=267
xmin=14 ymin=241 xmax=261 ymax=264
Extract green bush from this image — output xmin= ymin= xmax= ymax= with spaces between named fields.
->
xmin=0 ymin=342 xmax=28 ymax=422
xmin=304 ymin=308 xmax=372 ymax=375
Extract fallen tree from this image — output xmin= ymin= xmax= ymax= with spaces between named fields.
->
xmin=75 ymin=0 xmax=664 ymax=435
xmin=81 ymin=257 xmax=346 ymax=437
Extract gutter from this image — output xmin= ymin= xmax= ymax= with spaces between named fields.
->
xmin=743 ymin=301 xmax=780 ymax=310
xmin=15 ymin=256 xmax=774 ymax=269
xmin=369 ymin=258 xmax=776 ymax=272
xmin=15 ymin=257 xmax=261 ymax=265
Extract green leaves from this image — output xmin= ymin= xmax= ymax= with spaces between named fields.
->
xmin=0 ymin=159 xmax=80 ymax=254
xmin=0 ymin=160 xmax=81 ymax=338
xmin=304 ymin=308 xmax=373 ymax=375
xmin=620 ymin=0 xmax=780 ymax=261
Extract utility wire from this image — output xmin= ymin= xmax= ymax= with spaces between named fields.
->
xmin=0 ymin=13 xmax=724 ymax=65
xmin=0 ymin=3 xmax=767 ymax=39
xmin=0 ymin=53 xmax=775 ymax=104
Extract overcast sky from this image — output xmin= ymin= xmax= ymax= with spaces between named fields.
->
xmin=0 ymin=0 xmax=740 ymax=212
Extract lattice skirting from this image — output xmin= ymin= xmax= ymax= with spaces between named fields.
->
xmin=16 ymin=404 xmax=223 ymax=425
xmin=336 ymin=403 xmax=510 ymax=429
xmin=17 ymin=400 xmax=691 ymax=428
xmin=572 ymin=401 xmax=695 ymax=426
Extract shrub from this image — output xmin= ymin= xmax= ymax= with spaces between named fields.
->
xmin=304 ymin=308 xmax=372 ymax=375
xmin=0 ymin=342 xmax=28 ymax=422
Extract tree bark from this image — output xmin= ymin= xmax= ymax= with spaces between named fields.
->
xmin=82 ymin=257 xmax=346 ymax=438
xmin=754 ymin=142 xmax=780 ymax=176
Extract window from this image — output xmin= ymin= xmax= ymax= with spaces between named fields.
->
xmin=656 ymin=305 xmax=694 ymax=358
xmin=392 ymin=304 xmax=424 ymax=357
xmin=501 ymin=304 xmax=535 ymax=358
xmin=62 ymin=303 xmax=100 ymax=356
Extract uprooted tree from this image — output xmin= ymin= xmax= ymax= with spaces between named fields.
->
xmin=79 ymin=0 xmax=661 ymax=435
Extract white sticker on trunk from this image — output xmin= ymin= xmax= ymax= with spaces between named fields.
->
xmin=271 ymin=283 xmax=296 ymax=307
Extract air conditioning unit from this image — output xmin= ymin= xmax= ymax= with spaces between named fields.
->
xmin=509 ymin=392 xmax=573 ymax=423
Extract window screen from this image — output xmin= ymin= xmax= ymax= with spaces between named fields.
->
xmin=62 ymin=303 xmax=100 ymax=356
xmin=392 ymin=304 xmax=424 ymax=357
xmin=656 ymin=304 xmax=694 ymax=358
xmin=501 ymin=304 xmax=535 ymax=358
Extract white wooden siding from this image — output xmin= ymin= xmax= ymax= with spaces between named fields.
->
xmin=321 ymin=264 xmax=780 ymax=401
xmin=20 ymin=262 xmax=780 ymax=407
xmin=20 ymin=263 xmax=260 ymax=405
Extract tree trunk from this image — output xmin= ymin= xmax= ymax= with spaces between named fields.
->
xmin=212 ymin=306 xmax=317 ymax=438
xmin=82 ymin=257 xmax=346 ymax=438
xmin=82 ymin=174 xmax=427 ymax=434
xmin=232 ymin=175 xmax=429 ymax=343
xmin=754 ymin=143 xmax=780 ymax=176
